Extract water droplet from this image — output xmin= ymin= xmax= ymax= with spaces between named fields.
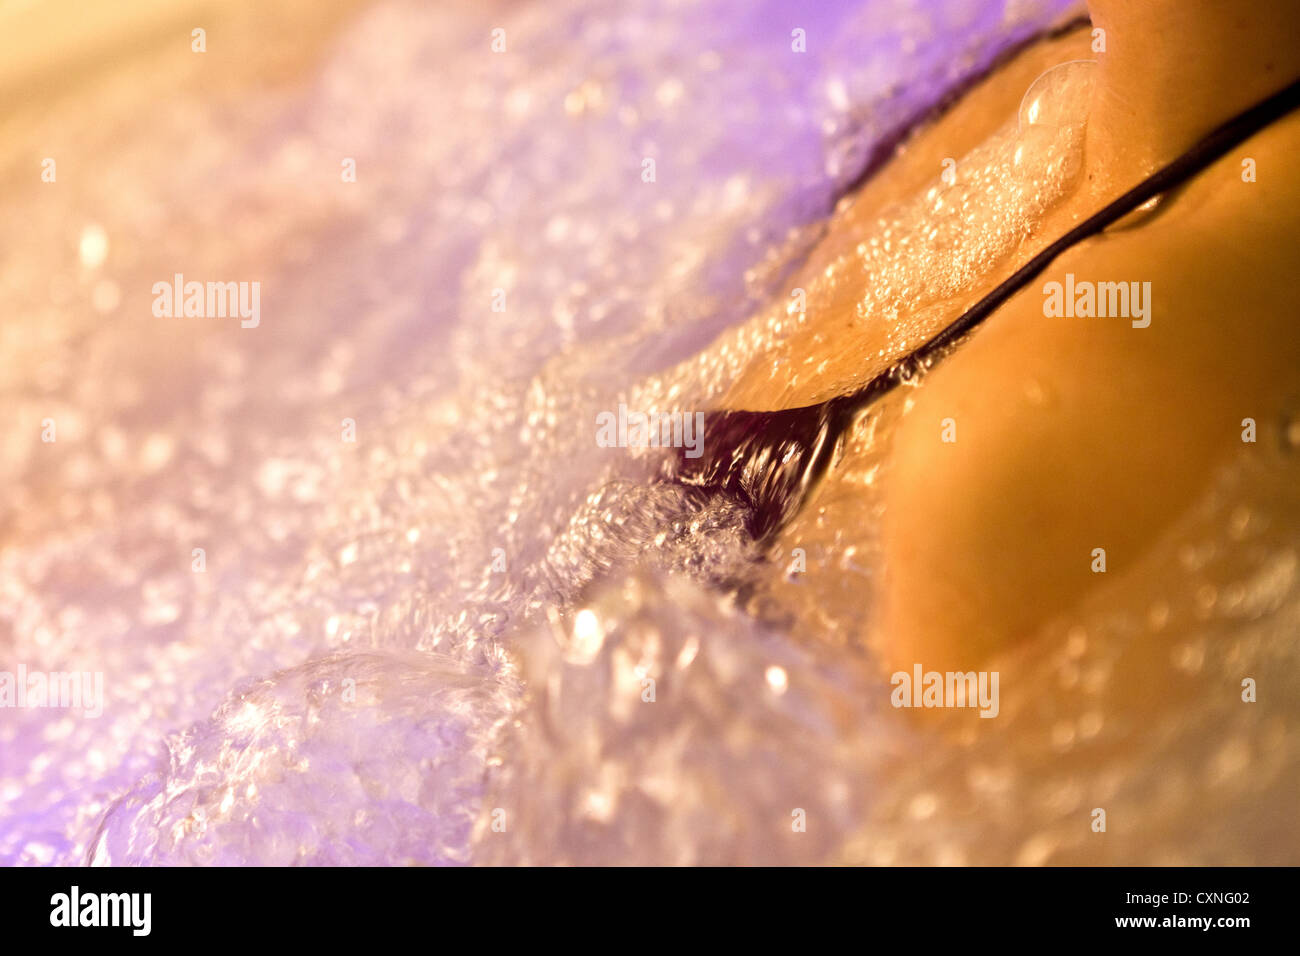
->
xmin=1017 ymin=59 xmax=1096 ymax=133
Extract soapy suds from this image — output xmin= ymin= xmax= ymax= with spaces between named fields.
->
xmin=2 ymin=0 xmax=1298 ymax=867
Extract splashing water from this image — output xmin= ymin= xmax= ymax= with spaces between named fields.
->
xmin=3 ymin=0 xmax=1298 ymax=867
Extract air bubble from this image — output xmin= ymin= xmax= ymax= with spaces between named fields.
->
xmin=1017 ymin=60 xmax=1097 ymax=133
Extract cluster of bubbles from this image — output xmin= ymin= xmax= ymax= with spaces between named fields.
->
xmin=5 ymin=0 xmax=1296 ymax=866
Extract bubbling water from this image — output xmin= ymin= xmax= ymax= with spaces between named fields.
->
xmin=4 ymin=0 xmax=1297 ymax=868
xmin=645 ymin=57 xmax=1099 ymax=418
xmin=658 ymin=59 xmax=1097 ymax=549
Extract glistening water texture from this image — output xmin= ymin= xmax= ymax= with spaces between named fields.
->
xmin=4 ymin=0 xmax=1297 ymax=865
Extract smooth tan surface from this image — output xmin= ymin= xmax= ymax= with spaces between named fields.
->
xmin=875 ymin=112 xmax=1300 ymax=671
